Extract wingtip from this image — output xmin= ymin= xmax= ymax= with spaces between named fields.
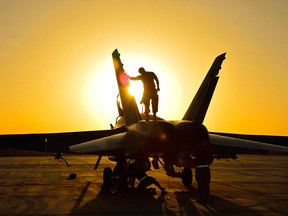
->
xmin=215 ymin=52 xmax=226 ymax=61
xmin=219 ymin=52 xmax=226 ymax=58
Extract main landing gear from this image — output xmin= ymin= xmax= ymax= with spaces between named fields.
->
xmin=102 ymin=167 xmax=113 ymax=189
xmin=101 ymin=164 xmax=135 ymax=192
xmin=165 ymin=164 xmax=193 ymax=187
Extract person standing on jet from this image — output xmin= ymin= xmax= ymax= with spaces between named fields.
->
xmin=129 ymin=67 xmax=160 ymax=121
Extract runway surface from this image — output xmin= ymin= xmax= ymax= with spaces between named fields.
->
xmin=0 ymin=155 xmax=287 ymax=215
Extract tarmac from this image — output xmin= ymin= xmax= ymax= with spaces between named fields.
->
xmin=0 ymin=154 xmax=287 ymax=216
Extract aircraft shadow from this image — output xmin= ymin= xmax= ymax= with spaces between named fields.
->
xmin=70 ymin=186 xmax=173 ymax=215
xmin=174 ymin=186 xmax=265 ymax=216
xmin=69 ymin=183 xmax=265 ymax=215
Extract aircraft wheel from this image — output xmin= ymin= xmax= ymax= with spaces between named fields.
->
xmin=127 ymin=176 xmax=135 ymax=189
xmin=103 ymin=167 xmax=112 ymax=187
xmin=181 ymin=167 xmax=192 ymax=187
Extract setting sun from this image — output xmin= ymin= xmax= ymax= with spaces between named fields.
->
xmin=83 ymin=52 xmax=183 ymax=121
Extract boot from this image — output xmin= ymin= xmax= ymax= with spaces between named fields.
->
xmin=145 ymin=113 xmax=149 ymax=121
xmin=153 ymin=113 xmax=157 ymax=121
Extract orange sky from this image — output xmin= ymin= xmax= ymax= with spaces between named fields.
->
xmin=0 ymin=0 xmax=287 ymax=135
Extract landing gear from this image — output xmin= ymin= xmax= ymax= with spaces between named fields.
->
xmin=102 ymin=167 xmax=113 ymax=189
xmin=127 ymin=176 xmax=135 ymax=189
xmin=102 ymin=160 xmax=135 ymax=192
xmin=181 ymin=167 xmax=192 ymax=187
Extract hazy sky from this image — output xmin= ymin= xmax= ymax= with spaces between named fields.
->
xmin=1 ymin=0 xmax=287 ymax=135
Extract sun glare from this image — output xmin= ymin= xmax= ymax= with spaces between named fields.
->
xmin=128 ymin=82 xmax=143 ymax=102
xmin=82 ymin=57 xmax=118 ymax=125
xmin=82 ymin=52 xmax=183 ymax=125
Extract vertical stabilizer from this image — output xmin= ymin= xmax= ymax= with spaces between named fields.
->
xmin=183 ymin=53 xmax=226 ymax=122
xmin=112 ymin=49 xmax=142 ymax=125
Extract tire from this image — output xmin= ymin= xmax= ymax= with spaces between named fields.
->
xmin=181 ymin=167 xmax=192 ymax=187
xmin=103 ymin=167 xmax=112 ymax=187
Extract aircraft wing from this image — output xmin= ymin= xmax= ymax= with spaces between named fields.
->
xmin=210 ymin=133 xmax=288 ymax=158
xmin=210 ymin=132 xmax=288 ymax=147
xmin=69 ymin=130 xmax=147 ymax=156
xmin=0 ymin=127 xmax=126 ymax=153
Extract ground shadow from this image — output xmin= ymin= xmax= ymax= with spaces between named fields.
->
xmin=69 ymin=184 xmax=265 ymax=215
xmin=70 ymin=186 xmax=175 ymax=215
xmin=174 ymin=186 xmax=265 ymax=216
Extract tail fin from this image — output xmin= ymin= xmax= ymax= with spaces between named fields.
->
xmin=183 ymin=53 xmax=226 ymax=122
xmin=112 ymin=49 xmax=142 ymax=125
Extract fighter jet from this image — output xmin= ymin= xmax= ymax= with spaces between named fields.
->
xmin=0 ymin=49 xmax=287 ymax=187
xmin=67 ymin=49 xmax=288 ymax=186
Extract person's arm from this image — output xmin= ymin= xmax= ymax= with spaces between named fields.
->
xmin=154 ymin=74 xmax=160 ymax=91
xmin=129 ymin=75 xmax=141 ymax=81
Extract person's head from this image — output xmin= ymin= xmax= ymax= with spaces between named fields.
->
xmin=138 ymin=67 xmax=146 ymax=74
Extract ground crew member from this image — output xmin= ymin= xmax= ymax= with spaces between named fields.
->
xmin=194 ymin=139 xmax=214 ymax=202
xmin=129 ymin=67 xmax=160 ymax=121
xmin=128 ymin=164 xmax=166 ymax=193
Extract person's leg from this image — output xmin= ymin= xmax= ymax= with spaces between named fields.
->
xmin=142 ymin=95 xmax=150 ymax=121
xmin=204 ymin=168 xmax=211 ymax=201
xmin=151 ymin=94 xmax=159 ymax=121
xmin=195 ymin=168 xmax=205 ymax=201
xmin=150 ymin=177 xmax=166 ymax=191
